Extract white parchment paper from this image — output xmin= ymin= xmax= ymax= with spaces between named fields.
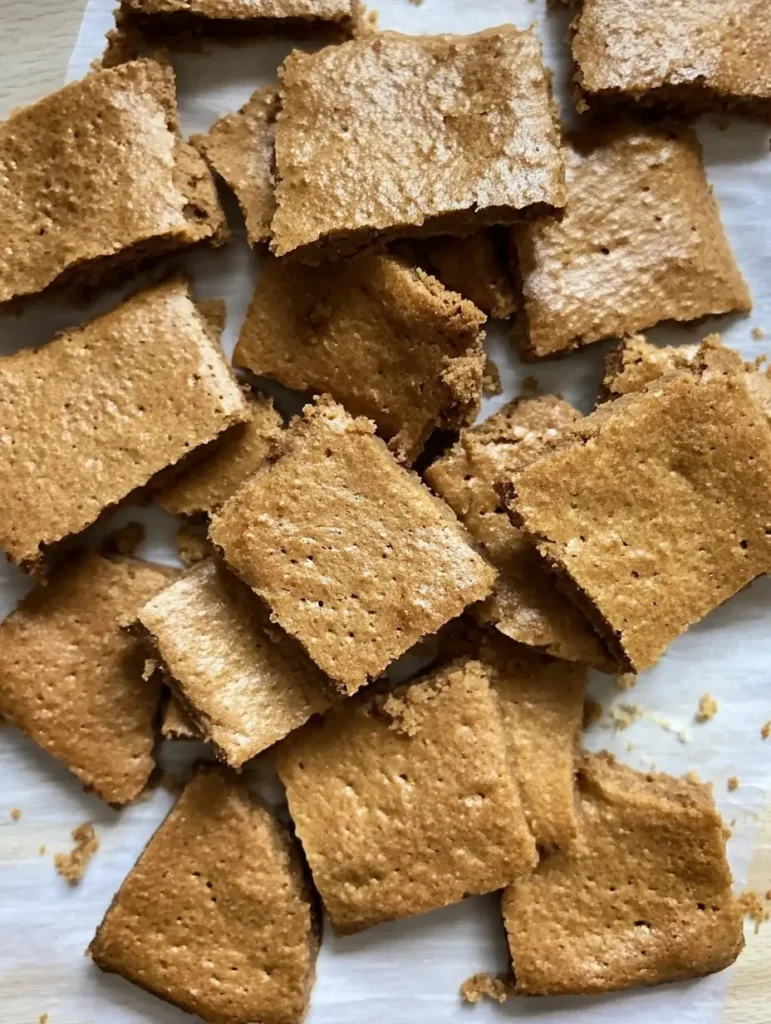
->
xmin=1 ymin=2 xmax=770 ymax=1022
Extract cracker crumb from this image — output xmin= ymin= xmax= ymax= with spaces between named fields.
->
xmin=408 ymin=0 xmax=424 ymax=6
xmin=459 ymin=972 xmax=511 ymax=1004
xmin=10 ymin=808 xmax=21 ymax=821
xmin=762 ymin=720 xmax=770 ymax=740
xmin=482 ymin=357 xmax=503 ymax=396
xmin=176 ymin=519 xmax=213 ymax=567
xmin=100 ymin=521 xmax=145 ymax=557
xmin=648 ymin=713 xmax=690 ymax=744
xmin=727 ymin=776 xmax=739 ymax=792
xmin=582 ymin=698 xmax=603 ymax=730
xmin=752 ymin=327 xmax=765 ymax=340
xmin=695 ymin=693 xmax=718 ymax=722
xmin=609 ymin=703 xmax=643 ymax=730
xmin=54 ymin=823 xmax=99 ymax=884
xmin=615 ymin=672 xmax=638 ymax=691
xmin=738 ymin=891 xmax=769 ymax=933
xmin=40 ymin=1015 xmax=49 ymax=1024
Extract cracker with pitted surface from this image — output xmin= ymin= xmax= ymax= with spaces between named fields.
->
xmin=572 ymin=0 xmax=771 ymax=119
xmin=275 ymin=659 xmax=537 ymax=934
xmin=135 ymin=560 xmax=333 ymax=768
xmin=90 ymin=767 xmax=319 ymax=1024
xmin=0 ymin=551 xmax=177 ymax=805
xmin=0 ymin=59 xmax=224 ymax=306
xmin=426 ymin=396 xmax=613 ymax=669
xmin=0 ymin=277 xmax=247 ymax=571
xmin=503 ymin=752 xmax=744 ymax=995
xmin=271 ymin=27 xmax=566 ymax=261
xmin=498 ymin=372 xmax=771 ymax=672
xmin=233 ymin=253 xmax=485 ymax=463
xmin=512 ymin=124 xmax=750 ymax=359
xmin=426 ymin=229 xmax=517 ymax=320
xmin=210 ymin=396 xmax=496 ymax=694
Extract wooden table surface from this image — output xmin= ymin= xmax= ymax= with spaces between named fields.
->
xmin=0 ymin=2 xmax=768 ymax=1022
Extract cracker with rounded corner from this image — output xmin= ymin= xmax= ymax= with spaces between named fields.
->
xmin=233 ymin=253 xmax=486 ymax=463
xmin=0 ymin=276 xmax=247 ymax=571
xmin=0 ymin=551 xmax=177 ymax=805
xmin=511 ymin=124 xmax=750 ymax=359
xmin=271 ymin=26 xmax=566 ymax=261
xmin=275 ymin=659 xmax=537 ymax=934
xmin=502 ymin=752 xmax=744 ymax=995
xmin=209 ymin=396 xmax=496 ymax=694
xmin=0 ymin=58 xmax=225 ymax=307
xmin=426 ymin=396 xmax=613 ymax=669
xmin=134 ymin=559 xmax=333 ymax=768
xmin=89 ymin=767 xmax=319 ymax=1024
xmin=498 ymin=372 xmax=771 ymax=672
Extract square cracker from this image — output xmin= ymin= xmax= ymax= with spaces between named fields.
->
xmin=192 ymin=87 xmax=279 ymax=248
xmin=90 ymin=766 xmax=319 ymax=1024
xmin=156 ymin=391 xmax=283 ymax=517
xmin=275 ymin=659 xmax=537 ymax=934
xmin=572 ymin=0 xmax=771 ymax=119
xmin=498 ymin=371 xmax=771 ymax=672
xmin=0 ymin=276 xmax=247 ymax=571
xmin=426 ymin=396 xmax=613 ymax=669
xmin=134 ymin=559 xmax=333 ymax=768
xmin=502 ymin=752 xmax=744 ymax=995
xmin=271 ymin=27 xmax=566 ymax=261
xmin=0 ymin=551 xmax=176 ymax=805
xmin=233 ymin=253 xmax=486 ymax=463
xmin=511 ymin=124 xmax=750 ymax=359
xmin=209 ymin=396 xmax=496 ymax=694
xmin=0 ymin=59 xmax=225 ymax=306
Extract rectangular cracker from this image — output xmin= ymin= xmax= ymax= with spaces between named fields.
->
xmin=425 ymin=229 xmax=517 ymax=320
xmin=233 ymin=253 xmax=486 ymax=463
xmin=155 ymin=391 xmax=283 ymax=516
xmin=572 ymin=0 xmax=771 ymax=119
xmin=503 ymin=752 xmax=744 ymax=994
xmin=498 ymin=372 xmax=771 ymax=672
xmin=0 ymin=551 xmax=176 ymax=805
xmin=0 ymin=276 xmax=247 ymax=571
xmin=192 ymin=87 xmax=279 ymax=248
xmin=512 ymin=124 xmax=750 ymax=359
xmin=275 ymin=659 xmax=537 ymax=934
xmin=426 ymin=396 xmax=614 ymax=669
xmin=210 ymin=396 xmax=496 ymax=694
xmin=0 ymin=59 xmax=225 ymax=306
xmin=271 ymin=27 xmax=566 ymax=261
xmin=134 ymin=559 xmax=333 ymax=768
xmin=90 ymin=766 xmax=319 ymax=1024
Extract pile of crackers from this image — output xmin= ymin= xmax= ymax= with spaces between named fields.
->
xmin=1 ymin=1 xmax=769 ymax=1021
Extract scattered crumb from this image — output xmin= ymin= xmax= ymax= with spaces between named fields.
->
xmin=609 ymin=703 xmax=643 ymax=730
xmin=408 ymin=0 xmax=424 ymax=6
xmin=482 ymin=357 xmax=502 ymax=396
xmin=100 ymin=521 xmax=145 ymax=557
xmin=738 ymin=891 xmax=769 ymax=933
xmin=625 ymin=741 xmax=636 ymax=752
xmin=761 ymin=720 xmax=770 ymax=740
xmin=54 ymin=823 xmax=99 ymax=884
xmin=142 ymin=658 xmax=158 ymax=682
xmin=40 ymin=1015 xmax=49 ymax=1024
xmin=521 ymin=375 xmax=539 ymax=395
xmin=727 ymin=776 xmax=740 ymax=792
xmin=695 ymin=693 xmax=718 ymax=723
xmin=752 ymin=327 xmax=765 ymax=340
xmin=459 ymin=972 xmax=511 ymax=1004
xmin=582 ymin=698 xmax=603 ymax=730
xmin=176 ymin=519 xmax=213 ymax=567
xmin=647 ymin=712 xmax=690 ymax=744
xmin=10 ymin=808 xmax=21 ymax=821
xmin=615 ymin=672 xmax=637 ymax=691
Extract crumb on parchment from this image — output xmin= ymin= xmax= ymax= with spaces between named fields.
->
xmin=615 ymin=672 xmax=637 ymax=690
xmin=459 ymin=972 xmax=511 ymax=1004
xmin=695 ymin=693 xmax=718 ymax=722
xmin=727 ymin=776 xmax=739 ymax=792
xmin=54 ymin=823 xmax=99 ymax=884
xmin=609 ymin=703 xmax=643 ymax=730
xmin=176 ymin=519 xmax=213 ymax=567
xmin=738 ymin=891 xmax=769 ymax=933
xmin=482 ymin=357 xmax=503 ymax=396
xmin=10 ymin=808 xmax=21 ymax=821
xmin=752 ymin=327 xmax=765 ymax=340
xmin=762 ymin=720 xmax=770 ymax=740
xmin=39 ymin=844 xmax=46 ymax=856
xmin=39 ymin=1014 xmax=49 ymax=1024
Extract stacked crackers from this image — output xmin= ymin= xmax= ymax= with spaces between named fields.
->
xmin=0 ymin=1 xmax=769 ymax=1020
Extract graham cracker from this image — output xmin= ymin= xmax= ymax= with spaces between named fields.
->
xmin=209 ymin=396 xmax=496 ymax=695
xmin=271 ymin=27 xmax=566 ymax=261
xmin=90 ymin=767 xmax=319 ymax=1024
xmin=0 ymin=59 xmax=225 ymax=306
xmin=425 ymin=396 xmax=613 ymax=669
xmin=275 ymin=659 xmax=537 ymax=934
xmin=498 ymin=371 xmax=771 ymax=672
xmin=0 ymin=277 xmax=247 ymax=571
xmin=233 ymin=253 xmax=486 ymax=463
xmin=134 ymin=559 xmax=333 ymax=768
xmin=0 ymin=551 xmax=176 ymax=805
xmin=503 ymin=752 xmax=744 ymax=994
xmin=426 ymin=229 xmax=517 ymax=319
xmin=155 ymin=391 xmax=283 ymax=516
xmin=512 ymin=124 xmax=751 ymax=359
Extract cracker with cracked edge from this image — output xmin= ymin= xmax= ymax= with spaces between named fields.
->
xmin=274 ymin=659 xmax=537 ymax=934
xmin=0 ymin=551 xmax=178 ymax=805
xmin=503 ymin=752 xmax=744 ymax=995
xmin=160 ymin=691 xmax=200 ymax=739
xmin=209 ymin=396 xmax=496 ymax=695
xmin=0 ymin=276 xmax=248 ymax=572
xmin=511 ymin=124 xmax=750 ymax=359
xmin=0 ymin=59 xmax=225 ymax=307
xmin=426 ymin=396 xmax=614 ymax=669
xmin=134 ymin=559 xmax=333 ymax=768
xmin=271 ymin=26 xmax=566 ymax=261
xmin=498 ymin=372 xmax=771 ymax=672
xmin=89 ymin=767 xmax=319 ymax=1024
xmin=426 ymin=229 xmax=517 ymax=319
xmin=233 ymin=253 xmax=486 ymax=463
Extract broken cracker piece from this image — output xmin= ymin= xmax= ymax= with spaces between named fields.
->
xmin=160 ymin=692 xmax=200 ymax=740
xmin=696 ymin=693 xmax=719 ymax=723
xmin=55 ymin=823 xmax=99 ymax=884
xmin=727 ymin=776 xmax=739 ymax=792
xmin=459 ymin=972 xmax=510 ymax=1004
xmin=426 ymin=229 xmax=517 ymax=319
